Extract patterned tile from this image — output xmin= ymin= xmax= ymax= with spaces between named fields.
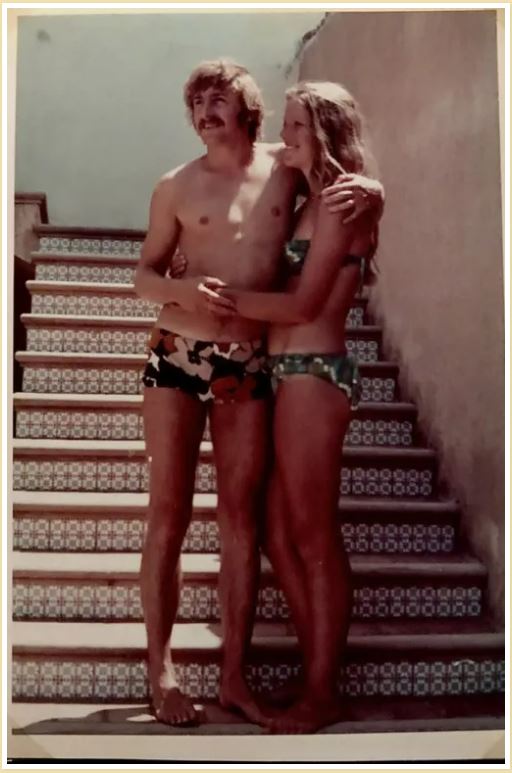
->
xmin=340 ymin=467 xmax=433 ymax=498
xmin=12 ymin=580 xmax=482 ymax=622
xmin=30 ymin=293 xmax=158 ymax=319
xmin=11 ymin=655 xmax=505 ymax=701
xmin=37 ymin=237 xmax=143 ymax=256
xmin=13 ymin=516 xmax=455 ymax=555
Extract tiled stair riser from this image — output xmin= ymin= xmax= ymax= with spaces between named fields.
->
xmin=13 ymin=458 xmax=435 ymax=498
xmin=13 ymin=515 xmax=457 ymax=555
xmin=36 ymin=237 xmax=143 ymax=255
xmin=12 ymin=654 xmax=504 ymax=702
xmin=29 ymin=291 xmax=367 ymax=328
xmin=25 ymin=327 xmax=380 ymax=362
xmin=21 ymin=367 xmax=398 ymax=401
xmin=15 ymin=409 xmax=414 ymax=447
xmin=35 ymin=263 xmax=136 ymax=284
xmin=12 ymin=578 xmax=484 ymax=622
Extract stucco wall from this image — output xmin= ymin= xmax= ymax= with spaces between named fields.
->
xmin=15 ymin=11 xmax=324 ymax=228
xmin=299 ymin=10 xmax=504 ymax=622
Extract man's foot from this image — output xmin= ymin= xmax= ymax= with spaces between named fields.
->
xmin=219 ymin=675 xmax=271 ymax=727
xmin=152 ymin=685 xmax=200 ymax=726
xmin=267 ymin=695 xmax=344 ymax=734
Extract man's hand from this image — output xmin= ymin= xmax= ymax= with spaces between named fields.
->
xmin=322 ymin=174 xmax=385 ymax=224
xmin=168 ymin=250 xmax=187 ymax=278
xmin=176 ymin=276 xmax=237 ymax=316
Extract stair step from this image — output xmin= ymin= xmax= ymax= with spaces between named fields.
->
xmin=12 ymin=552 xmax=486 ymax=623
xmin=17 ymin=353 xmax=399 ymax=401
xmin=35 ymin=231 xmax=144 ymax=259
xmin=14 ymin=393 xmax=417 ymax=446
xmin=13 ymin=491 xmax=459 ymax=555
xmin=26 ymin=280 xmax=368 ymax=326
xmin=12 ymin=620 xmax=505 ymax=703
xmin=13 ymin=440 xmax=437 ymax=498
xmin=22 ymin=314 xmax=382 ymax=360
xmin=10 ymin=694 xmax=506 ymax=735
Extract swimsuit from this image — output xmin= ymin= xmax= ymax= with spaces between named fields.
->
xmin=142 ymin=328 xmax=272 ymax=403
xmin=270 ymin=239 xmax=363 ymax=409
xmin=285 ymin=238 xmax=366 ymax=284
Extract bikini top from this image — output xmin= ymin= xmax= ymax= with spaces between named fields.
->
xmin=284 ymin=238 xmax=366 ymax=276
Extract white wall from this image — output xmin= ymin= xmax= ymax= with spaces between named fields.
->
xmin=15 ymin=11 xmax=324 ymax=228
xmin=298 ymin=10 xmax=504 ymax=623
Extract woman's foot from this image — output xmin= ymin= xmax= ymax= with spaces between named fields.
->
xmin=267 ymin=695 xmax=344 ymax=734
xmin=262 ymin=674 xmax=304 ymax=708
xmin=219 ymin=673 xmax=271 ymax=727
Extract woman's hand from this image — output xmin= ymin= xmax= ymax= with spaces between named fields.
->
xmin=322 ymin=174 xmax=385 ymax=223
xmin=202 ymin=280 xmax=239 ymax=318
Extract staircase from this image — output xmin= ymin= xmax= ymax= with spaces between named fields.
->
xmin=11 ymin=226 xmax=505 ymax=736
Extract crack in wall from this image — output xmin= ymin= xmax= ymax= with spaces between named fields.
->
xmin=284 ymin=13 xmax=329 ymax=77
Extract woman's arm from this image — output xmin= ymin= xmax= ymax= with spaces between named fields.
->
xmin=218 ymin=201 xmax=362 ymax=324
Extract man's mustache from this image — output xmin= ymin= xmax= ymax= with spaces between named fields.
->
xmin=198 ymin=117 xmax=224 ymax=131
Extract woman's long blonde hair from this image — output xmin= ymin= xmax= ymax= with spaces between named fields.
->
xmin=287 ymin=80 xmax=379 ymax=278
xmin=286 ymin=80 xmax=375 ymax=187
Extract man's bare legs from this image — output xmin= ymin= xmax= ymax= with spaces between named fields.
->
xmin=141 ymin=387 xmax=207 ymax=725
xmin=209 ymin=398 xmax=271 ymax=724
xmin=268 ymin=377 xmax=353 ymax=733
xmin=262 ymin=469 xmax=310 ymax=705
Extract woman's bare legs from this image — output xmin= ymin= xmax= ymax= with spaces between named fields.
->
xmin=267 ymin=376 xmax=353 ymax=732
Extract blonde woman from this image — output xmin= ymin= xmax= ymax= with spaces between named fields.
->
xmin=205 ymin=81 xmax=380 ymax=732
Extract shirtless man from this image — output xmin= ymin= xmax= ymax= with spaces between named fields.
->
xmin=134 ymin=59 xmax=383 ymax=727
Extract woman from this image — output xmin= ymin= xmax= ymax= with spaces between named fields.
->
xmin=204 ymin=80 xmax=380 ymax=733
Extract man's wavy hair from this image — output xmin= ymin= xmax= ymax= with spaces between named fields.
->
xmin=287 ymin=80 xmax=379 ymax=281
xmin=184 ymin=59 xmax=265 ymax=142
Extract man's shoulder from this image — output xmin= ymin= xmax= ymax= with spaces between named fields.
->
xmin=158 ymin=157 xmax=203 ymax=187
xmin=152 ymin=157 xmax=204 ymax=201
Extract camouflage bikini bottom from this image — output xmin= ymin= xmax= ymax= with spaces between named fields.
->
xmin=142 ymin=328 xmax=272 ymax=403
xmin=269 ymin=352 xmax=361 ymax=409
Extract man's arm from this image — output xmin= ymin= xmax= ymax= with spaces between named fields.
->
xmin=134 ymin=174 xmax=187 ymax=305
xmin=134 ymin=174 xmax=232 ymax=313
xmin=216 ymin=201 xmax=361 ymax=325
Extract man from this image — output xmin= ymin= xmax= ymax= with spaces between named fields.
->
xmin=134 ymin=59 xmax=383 ymax=727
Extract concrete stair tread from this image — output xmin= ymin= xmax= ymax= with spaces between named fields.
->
xmin=13 ymin=438 xmax=435 ymax=459
xmin=27 ymin=280 xmax=136 ymax=293
xmin=12 ymin=551 xmax=486 ymax=579
xmin=12 ymin=619 xmax=504 ymax=652
xmin=14 ymin=393 xmax=143 ymax=407
xmin=16 ymin=350 xmax=396 ymax=369
xmin=10 ymin=694 xmax=506 ymax=735
xmin=32 ymin=251 xmax=140 ymax=263
xmin=13 ymin=392 xmax=416 ymax=413
xmin=21 ymin=313 xmax=156 ymax=327
xmin=13 ymin=490 xmax=458 ymax=513
xmin=21 ymin=313 xmax=380 ymax=334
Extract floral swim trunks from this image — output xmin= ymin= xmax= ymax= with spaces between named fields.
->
xmin=142 ymin=328 xmax=272 ymax=403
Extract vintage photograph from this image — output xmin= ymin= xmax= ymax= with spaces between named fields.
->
xmin=7 ymin=6 xmax=506 ymax=763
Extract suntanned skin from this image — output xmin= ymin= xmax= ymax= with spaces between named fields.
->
xmin=135 ymin=78 xmax=383 ymax=728
xmin=135 ymin=84 xmax=303 ymax=728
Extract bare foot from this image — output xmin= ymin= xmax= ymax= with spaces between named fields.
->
xmin=152 ymin=685 xmax=200 ymax=726
xmin=267 ymin=696 xmax=344 ymax=734
xmin=219 ymin=675 xmax=271 ymax=727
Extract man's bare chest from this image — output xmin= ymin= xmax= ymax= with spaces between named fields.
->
xmin=177 ymin=173 xmax=294 ymax=241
